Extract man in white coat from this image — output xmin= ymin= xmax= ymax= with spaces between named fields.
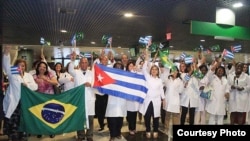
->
xmin=69 ymin=52 xmax=95 ymax=141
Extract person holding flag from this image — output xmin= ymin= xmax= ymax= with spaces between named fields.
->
xmin=2 ymin=46 xmax=38 ymax=141
xmin=69 ymin=51 xmax=95 ymax=141
xmin=139 ymin=43 xmax=165 ymax=139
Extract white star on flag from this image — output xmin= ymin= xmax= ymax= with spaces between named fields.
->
xmin=97 ymin=74 xmax=104 ymax=82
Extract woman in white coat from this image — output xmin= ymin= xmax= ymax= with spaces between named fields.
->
xmin=54 ymin=62 xmax=74 ymax=92
xmin=200 ymin=66 xmax=230 ymax=125
xmin=105 ymin=62 xmax=127 ymax=141
xmin=164 ymin=66 xmax=184 ymax=135
xmin=126 ymin=61 xmax=141 ymax=135
xmin=228 ymin=63 xmax=250 ymax=125
xmin=139 ymin=47 xmax=165 ymax=139
xmin=2 ymin=46 xmax=38 ymax=140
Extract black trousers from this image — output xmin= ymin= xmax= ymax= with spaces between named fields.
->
xmin=127 ymin=111 xmax=137 ymax=131
xmin=144 ymin=102 xmax=159 ymax=132
xmin=180 ymin=106 xmax=195 ymax=125
xmin=107 ymin=117 xmax=123 ymax=138
xmin=95 ymin=94 xmax=108 ymax=128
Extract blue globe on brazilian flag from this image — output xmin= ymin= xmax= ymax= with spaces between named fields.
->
xmin=19 ymin=85 xmax=86 ymax=135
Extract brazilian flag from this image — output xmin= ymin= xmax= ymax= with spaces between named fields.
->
xmin=19 ymin=84 xmax=86 ymax=135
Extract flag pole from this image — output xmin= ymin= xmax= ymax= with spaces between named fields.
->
xmin=152 ymin=48 xmax=159 ymax=63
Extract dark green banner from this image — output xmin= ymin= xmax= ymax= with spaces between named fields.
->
xmin=191 ymin=20 xmax=250 ymax=40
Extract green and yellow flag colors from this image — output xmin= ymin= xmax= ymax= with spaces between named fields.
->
xmin=19 ymin=85 xmax=86 ymax=135
xmin=159 ymin=50 xmax=176 ymax=71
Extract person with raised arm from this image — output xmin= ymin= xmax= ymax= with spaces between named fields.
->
xmin=2 ymin=45 xmax=38 ymax=141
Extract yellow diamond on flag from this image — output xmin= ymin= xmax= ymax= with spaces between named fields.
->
xmin=29 ymin=99 xmax=77 ymax=129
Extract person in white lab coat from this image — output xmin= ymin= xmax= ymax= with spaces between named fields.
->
xmin=164 ymin=66 xmax=184 ymax=135
xmin=105 ymin=62 xmax=127 ymax=141
xmin=69 ymin=52 xmax=95 ymax=141
xmin=194 ymin=64 xmax=209 ymax=124
xmin=125 ymin=61 xmax=141 ymax=135
xmin=227 ymin=62 xmax=250 ymax=125
xmin=139 ymin=47 xmax=165 ymax=139
xmin=200 ymin=66 xmax=230 ymax=125
xmin=2 ymin=46 xmax=38 ymax=140
xmin=53 ymin=62 xmax=74 ymax=92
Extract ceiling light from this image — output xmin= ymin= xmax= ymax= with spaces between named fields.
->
xmin=200 ymin=39 xmax=205 ymax=42
xmin=233 ymin=2 xmax=243 ymax=8
xmin=124 ymin=13 xmax=133 ymax=17
xmin=91 ymin=41 xmax=96 ymax=44
xmin=60 ymin=29 xmax=67 ymax=33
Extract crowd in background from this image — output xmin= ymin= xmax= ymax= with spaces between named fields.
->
xmin=1 ymin=44 xmax=250 ymax=141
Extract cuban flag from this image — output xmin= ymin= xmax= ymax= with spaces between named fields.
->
xmin=139 ymin=37 xmax=148 ymax=45
xmin=180 ymin=52 xmax=187 ymax=60
xmin=71 ymin=34 xmax=76 ymax=46
xmin=93 ymin=64 xmax=148 ymax=103
xmin=184 ymin=74 xmax=191 ymax=82
xmin=139 ymin=36 xmax=152 ymax=45
xmin=184 ymin=56 xmax=193 ymax=64
xmin=231 ymin=45 xmax=242 ymax=53
xmin=11 ymin=66 xmax=21 ymax=74
xmin=40 ymin=37 xmax=45 ymax=45
xmin=222 ymin=49 xmax=234 ymax=59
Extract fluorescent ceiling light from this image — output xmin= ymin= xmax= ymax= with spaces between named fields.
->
xmin=233 ymin=2 xmax=243 ymax=8
xmin=60 ymin=29 xmax=67 ymax=33
xmin=200 ymin=39 xmax=205 ymax=42
xmin=124 ymin=13 xmax=133 ymax=17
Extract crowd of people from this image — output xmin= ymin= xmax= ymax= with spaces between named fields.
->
xmin=1 ymin=44 xmax=250 ymax=141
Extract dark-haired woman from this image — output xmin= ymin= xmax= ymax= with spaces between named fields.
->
xmin=33 ymin=61 xmax=58 ymax=138
xmin=105 ymin=62 xmax=127 ymax=141
xmin=200 ymin=66 xmax=230 ymax=125
xmin=163 ymin=66 xmax=184 ymax=136
xmin=3 ymin=46 xmax=38 ymax=140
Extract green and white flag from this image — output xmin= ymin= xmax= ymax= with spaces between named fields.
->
xmin=19 ymin=85 xmax=86 ymax=135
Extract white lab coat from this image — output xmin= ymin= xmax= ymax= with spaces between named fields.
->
xmin=228 ymin=72 xmax=250 ymax=112
xmin=57 ymin=72 xmax=75 ymax=91
xmin=164 ymin=77 xmax=184 ymax=113
xmin=2 ymin=54 xmax=38 ymax=118
xmin=105 ymin=95 xmax=127 ymax=117
xmin=126 ymin=70 xmax=141 ymax=112
xmin=139 ymin=61 xmax=165 ymax=118
xmin=201 ymin=73 xmax=230 ymax=115
xmin=180 ymin=76 xmax=199 ymax=108
xmin=68 ymin=61 xmax=95 ymax=116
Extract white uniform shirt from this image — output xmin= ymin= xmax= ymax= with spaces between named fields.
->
xmin=3 ymin=54 xmax=38 ymax=118
xmin=201 ymin=73 xmax=230 ymax=115
xmin=228 ymin=72 xmax=250 ymax=112
xmin=139 ymin=61 xmax=165 ymax=118
xmin=68 ymin=61 xmax=95 ymax=116
xmin=164 ymin=77 xmax=184 ymax=113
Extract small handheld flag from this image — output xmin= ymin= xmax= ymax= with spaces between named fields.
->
xmin=71 ymin=34 xmax=76 ymax=46
xmin=11 ymin=66 xmax=21 ymax=74
xmin=231 ymin=45 xmax=242 ymax=53
xmin=138 ymin=35 xmax=152 ymax=46
xmin=200 ymin=90 xmax=212 ymax=100
xmin=209 ymin=44 xmax=220 ymax=52
xmin=222 ymin=49 xmax=234 ymax=59
xmin=40 ymin=37 xmax=45 ymax=45
xmin=184 ymin=56 xmax=193 ymax=64
xmin=180 ymin=52 xmax=187 ymax=60
xmin=184 ymin=74 xmax=191 ymax=82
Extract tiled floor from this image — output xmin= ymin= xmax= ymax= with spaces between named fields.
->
xmin=0 ymin=117 xmax=169 ymax=141
xmin=1 ymin=112 xmax=249 ymax=141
